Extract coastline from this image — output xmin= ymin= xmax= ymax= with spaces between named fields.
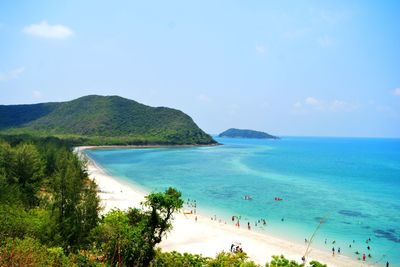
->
xmin=77 ymin=143 xmax=221 ymax=151
xmin=75 ymin=146 xmax=375 ymax=267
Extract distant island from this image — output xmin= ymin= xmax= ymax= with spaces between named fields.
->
xmin=0 ymin=95 xmax=216 ymax=145
xmin=218 ymin=128 xmax=279 ymax=139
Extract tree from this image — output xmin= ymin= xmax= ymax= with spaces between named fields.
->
xmin=11 ymin=143 xmax=44 ymax=207
xmin=0 ymin=141 xmax=13 ymax=181
xmin=265 ymin=255 xmax=303 ymax=267
xmin=151 ymin=249 xmax=209 ymax=267
xmin=309 ymin=261 xmax=327 ymax=267
xmin=50 ymin=149 xmax=100 ymax=250
xmin=92 ymin=187 xmax=183 ymax=266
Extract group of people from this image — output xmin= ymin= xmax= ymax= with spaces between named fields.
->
xmin=230 ymin=215 xmax=269 ymax=230
xmin=325 ymin=237 xmax=387 ymax=264
xmin=186 ymin=198 xmax=197 ymax=215
xmin=230 ymin=243 xmax=243 ymax=253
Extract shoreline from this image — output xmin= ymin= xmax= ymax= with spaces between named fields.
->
xmin=77 ymin=143 xmax=221 ymax=151
xmin=75 ymin=146 xmax=375 ymax=267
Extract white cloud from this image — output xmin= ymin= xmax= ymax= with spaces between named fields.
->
xmin=23 ymin=21 xmax=74 ymax=40
xmin=305 ymin=97 xmax=322 ymax=106
xmin=293 ymin=101 xmax=302 ymax=108
xmin=32 ymin=90 xmax=42 ymax=99
xmin=330 ymin=100 xmax=357 ymax=112
xmin=0 ymin=67 xmax=25 ymax=81
xmin=376 ymin=105 xmax=398 ymax=118
xmin=294 ymin=97 xmax=357 ymax=113
xmin=393 ymin=88 xmax=400 ymax=96
xmin=255 ymin=44 xmax=266 ymax=55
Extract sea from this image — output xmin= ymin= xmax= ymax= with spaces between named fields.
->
xmin=86 ymin=136 xmax=400 ymax=266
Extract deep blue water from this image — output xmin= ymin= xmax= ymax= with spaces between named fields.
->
xmin=86 ymin=137 xmax=400 ymax=266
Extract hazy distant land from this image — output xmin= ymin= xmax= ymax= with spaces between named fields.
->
xmin=219 ymin=128 xmax=279 ymax=139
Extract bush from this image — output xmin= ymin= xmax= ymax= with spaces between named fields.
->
xmin=265 ymin=255 xmax=303 ymax=267
xmin=208 ymin=251 xmax=259 ymax=267
xmin=151 ymin=249 xmax=209 ymax=266
xmin=0 ymin=237 xmax=70 ymax=267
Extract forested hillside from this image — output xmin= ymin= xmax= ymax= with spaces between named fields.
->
xmin=0 ymin=95 xmax=216 ymax=145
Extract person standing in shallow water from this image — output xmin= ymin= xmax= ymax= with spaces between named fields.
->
xmin=386 ymin=261 xmax=389 ymax=267
xmin=332 ymin=247 xmax=335 ymax=256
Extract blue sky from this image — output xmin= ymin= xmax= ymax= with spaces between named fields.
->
xmin=0 ymin=1 xmax=399 ymax=137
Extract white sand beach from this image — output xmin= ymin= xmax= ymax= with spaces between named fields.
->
xmin=76 ymin=147 xmax=374 ymax=267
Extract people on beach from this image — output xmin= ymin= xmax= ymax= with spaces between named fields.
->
xmin=338 ymin=247 xmax=340 ymax=254
xmin=247 ymin=222 xmax=251 ymax=230
xmin=233 ymin=245 xmax=243 ymax=253
xmin=324 ymin=238 xmax=327 ymax=244
xmin=362 ymin=254 xmax=366 ymax=261
xmin=332 ymin=247 xmax=335 ymax=256
xmin=367 ymin=245 xmax=370 ymax=250
xmin=195 ymin=216 xmax=197 ymax=222
xmin=386 ymin=261 xmax=389 ymax=267
xmin=304 ymin=238 xmax=308 ymax=243
xmin=230 ymin=243 xmax=235 ymax=252
xmin=301 ymin=256 xmax=306 ymax=263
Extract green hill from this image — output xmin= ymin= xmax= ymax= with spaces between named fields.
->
xmin=0 ymin=95 xmax=216 ymax=145
xmin=218 ymin=128 xmax=279 ymax=139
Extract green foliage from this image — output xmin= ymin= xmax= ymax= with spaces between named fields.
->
xmin=90 ymin=209 xmax=137 ymax=266
xmin=0 ymin=137 xmax=100 ymax=252
xmin=0 ymin=95 xmax=216 ymax=145
xmin=92 ymin=187 xmax=184 ymax=267
xmin=0 ymin=237 xmax=70 ymax=267
xmin=207 ymin=251 xmax=259 ymax=267
xmin=143 ymin=187 xmax=184 ymax=245
xmin=12 ymin=143 xmax=44 ymax=207
xmin=49 ymin=149 xmax=101 ymax=250
xmin=309 ymin=260 xmax=327 ymax=267
xmin=265 ymin=255 xmax=303 ymax=267
xmin=151 ymin=248 xmax=209 ymax=266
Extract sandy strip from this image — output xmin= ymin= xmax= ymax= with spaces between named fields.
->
xmin=75 ymin=147 xmax=375 ymax=267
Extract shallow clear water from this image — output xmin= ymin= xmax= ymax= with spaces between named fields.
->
xmin=86 ymin=137 xmax=400 ymax=266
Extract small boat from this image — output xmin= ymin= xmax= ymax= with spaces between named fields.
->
xmin=244 ymin=195 xmax=253 ymax=200
xmin=274 ymin=197 xmax=283 ymax=201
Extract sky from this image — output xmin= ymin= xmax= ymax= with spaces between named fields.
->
xmin=0 ymin=1 xmax=399 ymax=137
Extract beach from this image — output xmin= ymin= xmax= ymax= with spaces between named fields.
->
xmin=76 ymin=146 xmax=376 ymax=267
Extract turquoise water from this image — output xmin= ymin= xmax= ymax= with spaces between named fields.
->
xmin=86 ymin=137 xmax=400 ymax=266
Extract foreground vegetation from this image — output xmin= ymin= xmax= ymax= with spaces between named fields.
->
xmin=0 ymin=135 xmax=326 ymax=266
